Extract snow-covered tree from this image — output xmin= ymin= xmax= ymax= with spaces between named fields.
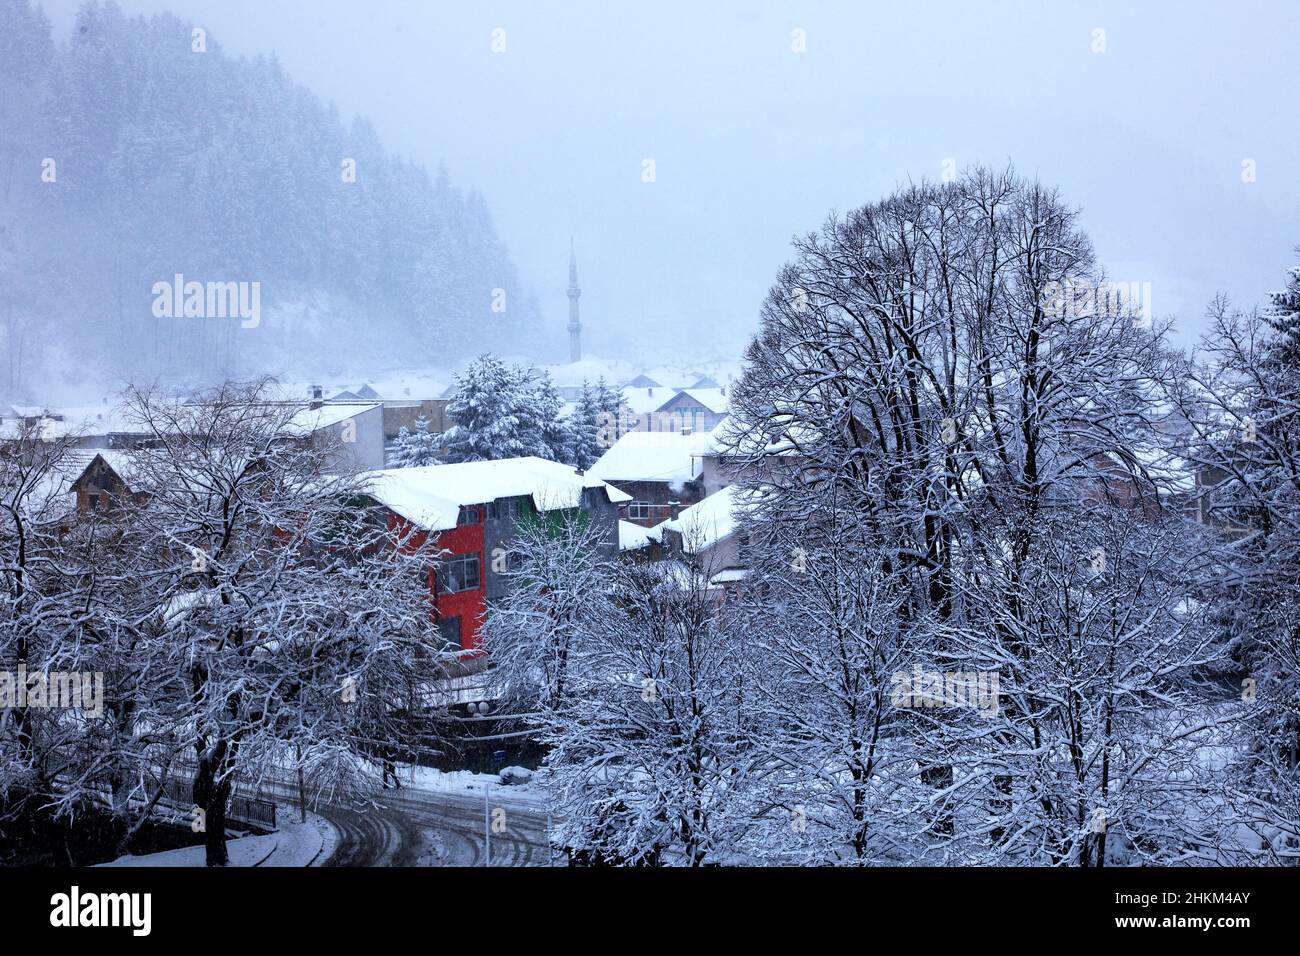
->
xmin=0 ymin=423 xmax=96 ymax=858
xmin=516 ymin=368 xmax=573 ymax=464
xmin=119 ymin=379 xmax=453 ymax=865
xmin=725 ymin=167 xmax=1209 ymax=864
xmin=722 ymin=495 xmax=924 ymax=865
xmin=437 ymin=354 xmax=573 ymax=465
xmin=1168 ymin=260 xmax=1300 ymax=859
xmin=567 ymin=382 xmax=602 ymax=471
xmin=389 ymin=414 xmax=441 ymax=468
xmin=480 ymin=505 xmax=614 ymax=711
xmin=489 ymin=521 xmax=751 ymax=864
xmin=436 ymin=354 xmax=530 ymax=463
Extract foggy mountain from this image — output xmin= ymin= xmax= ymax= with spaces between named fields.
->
xmin=0 ymin=0 xmax=542 ymax=400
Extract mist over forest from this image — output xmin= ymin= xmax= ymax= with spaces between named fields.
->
xmin=1 ymin=0 xmax=543 ymax=400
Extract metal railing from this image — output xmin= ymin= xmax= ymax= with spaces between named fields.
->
xmin=152 ymin=772 xmax=277 ymax=831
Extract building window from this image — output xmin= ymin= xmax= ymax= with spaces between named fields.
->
xmin=487 ymin=501 xmax=499 ymax=520
xmin=86 ymin=493 xmax=100 ymax=512
xmin=438 ymin=552 xmax=481 ymax=593
xmin=438 ymin=615 xmax=462 ymax=649
xmin=458 ymin=505 xmax=483 ymax=525
xmin=627 ymin=501 xmax=654 ymax=520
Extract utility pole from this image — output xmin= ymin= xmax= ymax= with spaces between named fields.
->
xmin=483 ymin=781 xmax=491 ymax=866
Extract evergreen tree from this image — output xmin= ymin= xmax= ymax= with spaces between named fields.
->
xmin=569 ymin=381 xmax=603 ymax=470
xmin=436 ymin=354 xmax=530 ymax=463
xmin=1263 ymin=249 xmax=1300 ymax=367
xmin=389 ymin=415 xmax=441 ymax=468
xmin=437 ymin=355 xmax=578 ymax=465
xmin=519 ymin=368 xmax=573 ymax=464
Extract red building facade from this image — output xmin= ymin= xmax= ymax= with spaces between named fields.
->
xmin=387 ymin=505 xmax=488 ymax=656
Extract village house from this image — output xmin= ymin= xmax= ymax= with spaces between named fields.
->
xmin=359 ymin=457 xmax=629 ymax=661
xmin=652 ymin=485 xmax=756 ymax=600
xmin=66 ymin=450 xmax=147 ymax=515
xmin=647 ymin=387 xmax=729 ymax=433
xmin=587 ymin=428 xmax=714 ymax=526
xmin=2 ymin=404 xmax=152 ymax=449
xmin=320 ymin=385 xmax=450 ymax=464
xmin=287 ymin=392 xmax=386 ymax=472
xmin=615 ymin=385 xmax=730 ymax=435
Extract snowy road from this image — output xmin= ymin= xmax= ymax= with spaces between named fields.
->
xmin=308 ymin=786 xmax=554 ymax=867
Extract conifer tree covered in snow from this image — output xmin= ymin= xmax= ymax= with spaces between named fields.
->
xmin=518 ymin=369 xmax=574 ymax=465
xmin=0 ymin=0 xmax=542 ymax=391
xmin=436 ymin=354 xmax=574 ymax=465
xmin=389 ymin=415 xmax=441 ymax=468
xmin=569 ymin=378 xmax=623 ymax=470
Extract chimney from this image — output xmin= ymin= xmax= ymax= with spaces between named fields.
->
xmin=670 ymin=500 xmax=681 ymax=519
xmin=310 ymin=385 xmax=323 ymax=409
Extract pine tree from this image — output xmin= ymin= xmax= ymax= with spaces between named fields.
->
xmin=519 ymin=368 xmax=573 ymax=464
xmin=389 ymin=415 xmax=441 ymax=467
xmin=593 ymin=377 xmax=625 ymax=450
xmin=569 ymin=381 xmax=603 ymax=470
xmin=436 ymin=354 xmax=530 ymax=463
xmin=437 ymin=355 xmax=579 ymax=465
xmin=1263 ymin=249 xmax=1300 ymax=367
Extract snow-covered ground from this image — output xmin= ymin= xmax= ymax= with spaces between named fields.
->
xmin=96 ymin=812 xmax=335 ymax=868
xmin=399 ymin=764 xmax=551 ymax=808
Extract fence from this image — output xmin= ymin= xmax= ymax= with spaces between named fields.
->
xmin=153 ymin=772 xmax=277 ymax=831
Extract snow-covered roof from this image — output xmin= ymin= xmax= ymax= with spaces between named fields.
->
xmin=0 ymin=404 xmax=145 ymax=440
xmin=618 ymin=520 xmax=656 ymax=551
xmin=654 ymin=485 xmax=755 ymax=553
xmin=283 ymin=402 xmax=381 ymax=436
xmin=709 ymin=568 xmax=748 ymax=584
xmin=66 ymin=449 xmax=143 ymax=486
xmin=6 ymin=404 xmax=47 ymax=419
xmin=361 ymin=456 xmax=631 ymax=532
xmin=621 ymin=386 xmax=674 ymax=415
xmin=587 ymin=429 xmax=714 ymax=485
xmin=541 ymin=358 xmax=624 ymax=388
xmin=661 ymin=388 xmax=729 ymax=414
xmin=159 ymin=588 xmax=219 ymax=627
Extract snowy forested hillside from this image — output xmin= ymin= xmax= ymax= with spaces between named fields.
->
xmin=0 ymin=0 xmax=542 ymax=397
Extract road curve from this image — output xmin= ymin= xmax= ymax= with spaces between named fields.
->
xmin=312 ymin=787 xmax=553 ymax=867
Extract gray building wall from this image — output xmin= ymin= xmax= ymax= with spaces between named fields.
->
xmin=383 ymin=399 xmax=450 ymax=441
xmin=662 ymin=525 xmax=744 ymax=574
xmin=480 ymin=486 xmax=621 ymax=603
xmin=313 ymin=404 xmax=385 ymax=472
xmin=610 ymin=477 xmax=705 ymax=527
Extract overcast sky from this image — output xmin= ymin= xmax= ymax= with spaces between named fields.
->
xmin=41 ymin=0 xmax=1300 ymax=357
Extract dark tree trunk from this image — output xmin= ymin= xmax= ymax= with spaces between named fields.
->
xmin=193 ymin=741 xmax=233 ymax=867
xmin=203 ymin=782 xmax=231 ymax=866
